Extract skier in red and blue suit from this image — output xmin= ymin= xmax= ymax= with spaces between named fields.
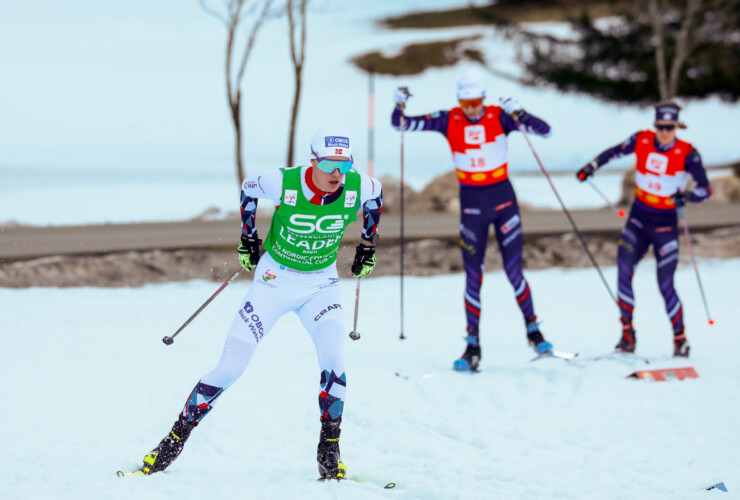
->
xmin=577 ymin=101 xmax=710 ymax=358
xmin=391 ymin=67 xmax=554 ymax=371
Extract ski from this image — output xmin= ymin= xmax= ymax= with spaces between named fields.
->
xmin=452 ymin=361 xmax=480 ymax=373
xmin=704 ymin=482 xmax=728 ymax=492
xmin=117 ymin=468 xmax=395 ymax=487
xmin=116 ymin=467 xmax=146 ymax=477
xmin=396 ymin=369 xmax=480 ymax=378
xmin=318 ymin=476 xmax=395 ymax=489
xmin=530 ymin=350 xmax=578 ymax=362
xmin=571 ymin=351 xmax=651 ymax=364
xmin=395 ymin=371 xmax=444 ymax=379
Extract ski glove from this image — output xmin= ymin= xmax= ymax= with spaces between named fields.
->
xmin=237 ymin=237 xmax=262 ymax=272
xmin=673 ymin=189 xmax=690 ymax=207
xmin=499 ymin=96 xmax=523 ymax=117
xmin=351 ymin=244 xmax=376 ymax=279
xmin=577 ymin=161 xmax=597 ymax=182
xmin=393 ymin=86 xmax=411 ymax=106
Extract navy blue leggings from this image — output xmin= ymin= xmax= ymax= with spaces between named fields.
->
xmin=459 ymin=181 xmax=536 ymax=337
xmin=617 ymin=202 xmax=683 ymax=332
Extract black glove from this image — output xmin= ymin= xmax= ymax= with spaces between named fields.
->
xmin=237 ymin=237 xmax=262 ymax=271
xmin=576 ymin=161 xmax=597 ymax=182
xmin=673 ymin=190 xmax=690 ymax=208
xmin=351 ymin=244 xmax=377 ymax=279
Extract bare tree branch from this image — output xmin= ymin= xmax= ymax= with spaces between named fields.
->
xmin=236 ymin=0 xmax=273 ymax=89
xmin=287 ymin=0 xmax=297 ymax=66
xmin=285 ymin=0 xmax=307 ymax=166
xmin=198 ymin=0 xmax=228 ymax=25
xmin=225 ymin=1 xmax=240 ymax=110
xmin=199 ymin=0 xmax=277 ymax=187
xmin=668 ymin=0 xmax=703 ymax=97
xmin=648 ymin=0 xmax=669 ymax=99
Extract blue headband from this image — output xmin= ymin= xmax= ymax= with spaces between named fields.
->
xmin=655 ymin=105 xmax=679 ymax=122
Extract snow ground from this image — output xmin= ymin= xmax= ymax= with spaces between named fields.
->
xmin=1 ymin=0 xmax=738 ymax=226
xmin=2 ymin=259 xmax=738 ymax=499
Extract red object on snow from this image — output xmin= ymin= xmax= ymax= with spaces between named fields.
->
xmin=627 ymin=367 xmax=698 ymax=381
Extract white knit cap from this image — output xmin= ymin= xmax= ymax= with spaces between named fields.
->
xmin=456 ymin=67 xmax=486 ymax=100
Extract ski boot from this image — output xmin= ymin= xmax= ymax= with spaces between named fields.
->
xmin=615 ymin=318 xmax=636 ymax=353
xmin=317 ymin=418 xmax=346 ymax=480
xmin=453 ymin=333 xmax=481 ymax=372
xmin=673 ymin=330 xmax=690 ymax=358
xmin=526 ymin=320 xmax=553 ymax=355
xmin=140 ymin=416 xmax=197 ymax=475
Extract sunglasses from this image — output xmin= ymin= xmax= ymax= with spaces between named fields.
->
xmin=317 ymin=158 xmax=352 ymax=174
xmin=459 ymin=98 xmax=484 ymax=108
xmin=655 ymin=123 xmax=676 ymax=131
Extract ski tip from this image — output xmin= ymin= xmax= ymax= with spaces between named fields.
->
xmin=318 ymin=476 xmax=396 ymax=489
xmin=117 ymin=468 xmax=146 ymax=477
xmin=705 ymin=482 xmax=727 ymax=492
xmin=530 ymin=351 xmax=578 ymax=362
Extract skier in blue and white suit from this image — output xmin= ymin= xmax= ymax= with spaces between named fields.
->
xmin=133 ymin=124 xmax=383 ymax=480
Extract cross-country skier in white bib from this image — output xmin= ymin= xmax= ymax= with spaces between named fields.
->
xmin=135 ymin=124 xmax=383 ymax=480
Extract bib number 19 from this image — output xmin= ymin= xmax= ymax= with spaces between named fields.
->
xmin=469 ymin=157 xmax=486 ymax=168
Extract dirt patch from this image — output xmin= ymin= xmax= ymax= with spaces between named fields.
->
xmin=380 ymin=1 xmax=633 ymax=30
xmin=3 ymin=226 xmax=739 ymax=288
xmin=352 ymin=36 xmax=484 ymax=76
xmin=709 ymin=174 xmax=740 ymax=203
xmin=0 ymin=250 xmax=241 ymax=288
xmin=379 ymin=171 xmax=534 ymax=215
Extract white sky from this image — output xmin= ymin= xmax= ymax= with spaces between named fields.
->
xmin=0 ymin=0 xmax=737 ymax=225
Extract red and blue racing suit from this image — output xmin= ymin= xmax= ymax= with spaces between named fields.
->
xmin=392 ymin=104 xmax=551 ymax=339
xmin=590 ymin=131 xmax=710 ymax=336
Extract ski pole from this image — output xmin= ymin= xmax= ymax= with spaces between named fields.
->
xmin=348 ymin=278 xmax=361 ymax=340
xmin=400 ymin=110 xmax=406 ymax=340
xmin=587 ymin=178 xmax=625 ymax=218
xmin=398 ymin=88 xmax=411 ymax=340
xmin=514 ymin=116 xmax=617 ymax=306
xmin=676 ymin=204 xmax=714 ymax=326
xmin=367 ymin=66 xmax=375 ymax=178
xmin=162 ymin=268 xmax=243 ymax=345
